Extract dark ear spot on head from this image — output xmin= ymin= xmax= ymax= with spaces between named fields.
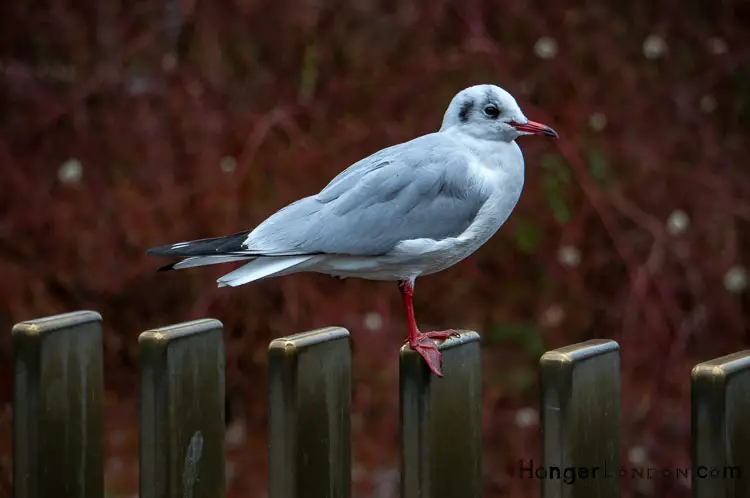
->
xmin=458 ymin=100 xmax=473 ymax=123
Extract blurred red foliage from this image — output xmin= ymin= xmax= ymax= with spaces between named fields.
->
xmin=2 ymin=0 xmax=750 ymax=496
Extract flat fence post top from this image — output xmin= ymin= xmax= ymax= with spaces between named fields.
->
xmin=138 ymin=318 xmax=224 ymax=345
xmin=539 ymin=339 xmax=621 ymax=498
xmin=12 ymin=310 xmax=105 ymax=498
xmin=268 ymin=326 xmax=351 ymax=353
xmin=267 ymin=327 xmax=352 ymax=498
xmin=138 ymin=319 xmax=226 ymax=498
xmin=692 ymin=350 xmax=750 ymax=498
xmin=399 ymin=331 xmax=483 ymax=498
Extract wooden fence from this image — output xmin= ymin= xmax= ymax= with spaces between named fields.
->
xmin=8 ymin=310 xmax=750 ymax=498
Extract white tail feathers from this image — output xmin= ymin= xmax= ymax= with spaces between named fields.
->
xmin=172 ymin=255 xmax=253 ymax=270
xmin=217 ymin=256 xmax=313 ymax=287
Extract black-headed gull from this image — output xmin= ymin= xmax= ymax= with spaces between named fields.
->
xmin=147 ymin=84 xmax=558 ymax=376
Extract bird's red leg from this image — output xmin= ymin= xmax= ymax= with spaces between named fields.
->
xmin=398 ymin=280 xmax=457 ymax=377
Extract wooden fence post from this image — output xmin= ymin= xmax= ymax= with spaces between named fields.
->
xmin=399 ymin=331 xmax=482 ymax=498
xmin=12 ymin=311 xmax=104 ymax=498
xmin=692 ymin=351 xmax=750 ymax=498
xmin=268 ymin=327 xmax=352 ymax=498
xmin=539 ymin=339 xmax=620 ymax=498
xmin=139 ymin=319 xmax=225 ymax=498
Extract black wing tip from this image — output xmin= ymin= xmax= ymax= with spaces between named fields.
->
xmin=145 ymin=230 xmax=252 ymax=258
xmin=146 ymin=244 xmax=182 ymax=271
xmin=156 ymin=262 xmax=178 ymax=272
xmin=146 ymin=245 xmax=172 ymax=257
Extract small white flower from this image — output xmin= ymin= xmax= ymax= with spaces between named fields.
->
xmin=643 ymin=35 xmax=668 ymax=59
xmin=709 ymin=37 xmax=727 ymax=55
xmin=724 ymin=266 xmax=748 ymax=293
xmin=588 ymin=112 xmax=607 ymax=132
xmin=364 ymin=311 xmax=383 ymax=331
xmin=700 ymin=95 xmax=717 ymax=113
xmin=129 ymin=76 xmax=149 ymax=95
xmin=224 ymin=420 xmax=246 ymax=446
xmin=220 ymin=156 xmax=237 ymax=174
xmin=533 ymin=37 xmax=558 ymax=60
xmin=162 ymin=53 xmax=177 ymax=72
xmin=186 ymin=81 xmax=203 ymax=97
xmin=58 ymin=158 xmax=83 ymax=184
xmin=628 ymin=446 xmax=648 ymax=465
xmin=514 ymin=407 xmax=539 ymax=428
xmin=557 ymin=245 xmax=581 ymax=268
xmin=540 ymin=305 xmax=565 ymax=327
xmin=666 ymin=210 xmax=690 ymax=235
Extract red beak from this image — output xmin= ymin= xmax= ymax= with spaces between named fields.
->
xmin=510 ymin=120 xmax=559 ymax=138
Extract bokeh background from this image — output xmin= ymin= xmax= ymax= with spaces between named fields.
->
xmin=2 ymin=0 xmax=750 ymax=496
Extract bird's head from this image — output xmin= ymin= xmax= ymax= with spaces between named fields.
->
xmin=440 ymin=84 xmax=558 ymax=142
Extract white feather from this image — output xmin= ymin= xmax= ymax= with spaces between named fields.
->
xmin=217 ymin=256 xmax=313 ymax=287
xmin=172 ymin=255 xmax=252 ymax=270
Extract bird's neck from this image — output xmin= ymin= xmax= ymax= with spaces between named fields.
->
xmin=443 ymin=128 xmax=522 ymax=170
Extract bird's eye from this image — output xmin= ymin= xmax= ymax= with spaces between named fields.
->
xmin=483 ymin=105 xmax=500 ymax=119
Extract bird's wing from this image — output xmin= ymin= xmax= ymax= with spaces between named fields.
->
xmin=243 ymin=133 xmax=491 ymax=256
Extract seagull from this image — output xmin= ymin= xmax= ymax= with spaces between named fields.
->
xmin=146 ymin=84 xmax=558 ymax=376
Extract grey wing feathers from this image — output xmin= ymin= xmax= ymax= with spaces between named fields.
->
xmin=244 ymin=133 xmax=488 ymax=256
xmin=314 ymin=142 xmax=402 ymax=203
